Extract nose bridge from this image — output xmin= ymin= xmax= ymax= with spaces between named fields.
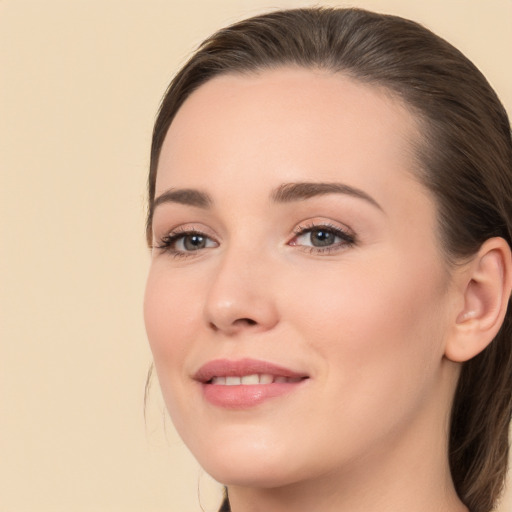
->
xmin=203 ymin=239 xmax=278 ymax=334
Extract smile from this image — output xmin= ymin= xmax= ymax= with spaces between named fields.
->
xmin=195 ymin=358 xmax=309 ymax=408
xmin=210 ymin=374 xmax=304 ymax=385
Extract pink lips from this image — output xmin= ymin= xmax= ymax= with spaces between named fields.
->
xmin=194 ymin=358 xmax=309 ymax=409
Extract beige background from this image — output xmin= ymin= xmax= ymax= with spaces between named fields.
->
xmin=1 ymin=1 xmax=511 ymax=511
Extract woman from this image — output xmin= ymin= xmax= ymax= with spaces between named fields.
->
xmin=143 ymin=8 xmax=512 ymax=512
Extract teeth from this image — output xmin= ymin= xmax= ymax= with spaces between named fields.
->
xmin=209 ymin=373 xmax=300 ymax=385
xmin=241 ymin=374 xmax=260 ymax=385
xmin=259 ymin=374 xmax=273 ymax=384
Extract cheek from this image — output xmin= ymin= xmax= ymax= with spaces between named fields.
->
xmin=272 ymin=258 xmax=450 ymax=466
xmin=283 ymin=253 xmax=449 ymax=399
xmin=143 ymin=265 xmax=201 ymax=378
xmin=144 ymin=265 xmax=207 ymax=436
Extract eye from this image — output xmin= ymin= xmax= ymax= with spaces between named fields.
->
xmin=299 ymin=228 xmax=339 ymax=247
xmin=289 ymin=223 xmax=355 ymax=252
xmin=156 ymin=228 xmax=218 ymax=256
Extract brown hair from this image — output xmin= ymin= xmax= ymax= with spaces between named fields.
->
xmin=147 ymin=8 xmax=512 ymax=512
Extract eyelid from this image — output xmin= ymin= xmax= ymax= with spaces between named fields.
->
xmin=153 ymin=222 xmax=217 ymax=242
xmin=291 ymin=219 xmax=354 ymax=236
xmin=288 ymin=219 xmax=356 ymax=253
xmin=291 ymin=218 xmax=356 ymax=239
xmin=153 ymin=224 xmax=219 ymax=257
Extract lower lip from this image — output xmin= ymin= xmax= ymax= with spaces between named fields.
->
xmin=202 ymin=381 xmax=306 ymax=409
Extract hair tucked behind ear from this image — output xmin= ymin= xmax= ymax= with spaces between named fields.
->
xmin=148 ymin=8 xmax=512 ymax=512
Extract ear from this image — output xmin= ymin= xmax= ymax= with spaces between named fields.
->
xmin=445 ymin=237 xmax=512 ymax=363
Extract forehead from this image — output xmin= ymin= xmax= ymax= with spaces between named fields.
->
xmin=156 ymin=67 xmax=423 ymax=201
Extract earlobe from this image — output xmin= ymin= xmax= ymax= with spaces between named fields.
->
xmin=445 ymin=237 xmax=512 ymax=363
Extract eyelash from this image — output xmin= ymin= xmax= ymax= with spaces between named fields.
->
xmin=155 ymin=222 xmax=356 ymax=258
xmin=290 ymin=222 xmax=356 ymax=254
xmin=154 ymin=226 xmax=218 ymax=259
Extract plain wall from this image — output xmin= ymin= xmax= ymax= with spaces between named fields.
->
xmin=1 ymin=1 xmax=511 ymax=511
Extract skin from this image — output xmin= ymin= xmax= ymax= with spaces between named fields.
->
xmin=144 ymin=68 xmax=470 ymax=512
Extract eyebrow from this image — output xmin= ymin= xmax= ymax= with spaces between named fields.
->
xmin=271 ymin=182 xmax=383 ymax=211
xmin=153 ymin=188 xmax=213 ymax=209
xmin=153 ymin=181 xmax=382 ymax=212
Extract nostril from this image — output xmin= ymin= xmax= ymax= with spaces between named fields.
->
xmin=239 ymin=318 xmax=257 ymax=326
xmin=208 ymin=318 xmax=257 ymax=331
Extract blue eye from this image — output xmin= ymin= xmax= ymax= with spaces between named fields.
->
xmin=291 ymin=224 xmax=355 ymax=252
xmin=179 ymin=233 xmax=211 ymax=251
xmin=157 ymin=230 xmax=218 ymax=255
xmin=299 ymin=228 xmax=340 ymax=247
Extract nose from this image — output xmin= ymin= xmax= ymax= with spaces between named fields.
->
xmin=203 ymin=247 xmax=279 ymax=336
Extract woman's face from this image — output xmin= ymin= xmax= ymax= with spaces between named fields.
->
xmin=144 ymin=68 xmax=459 ymax=488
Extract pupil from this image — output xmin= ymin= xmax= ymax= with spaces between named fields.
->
xmin=312 ymin=229 xmax=334 ymax=247
xmin=184 ymin=234 xmax=205 ymax=251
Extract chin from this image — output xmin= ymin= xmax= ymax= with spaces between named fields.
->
xmin=205 ymin=463 xmax=296 ymax=489
xmin=193 ymin=438 xmax=302 ymax=489
xmin=209 ymin=468 xmax=279 ymax=488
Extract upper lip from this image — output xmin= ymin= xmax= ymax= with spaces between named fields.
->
xmin=194 ymin=358 xmax=309 ymax=383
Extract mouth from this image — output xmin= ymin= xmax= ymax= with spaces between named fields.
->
xmin=194 ymin=358 xmax=309 ymax=409
xmin=209 ymin=374 xmax=304 ymax=385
